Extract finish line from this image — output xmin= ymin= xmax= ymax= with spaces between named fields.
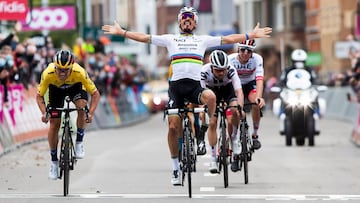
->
xmin=0 ymin=193 xmax=360 ymax=200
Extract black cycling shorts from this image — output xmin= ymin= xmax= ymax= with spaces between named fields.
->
xmin=242 ymin=80 xmax=257 ymax=100
xmin=210 ymin=82 xmax=237 ymax=105
xmin=48 ymin=83 xmax=88 ymax=118
xmin=168 ymin=78 xmax=204 ymax=109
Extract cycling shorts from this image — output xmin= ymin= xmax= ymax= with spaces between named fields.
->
xmin=48 ymin=82 xmax=88 ymax=118
xmin=242 ymin=80 xmax=257 ymax=100
xmin=168 ymin=78 xmax=204 ymax=109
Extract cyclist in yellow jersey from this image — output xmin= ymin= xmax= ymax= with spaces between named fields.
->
xmin=36 ymin=50 xmax=100 ymax=180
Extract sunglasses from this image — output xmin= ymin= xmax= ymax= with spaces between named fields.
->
xmin=56 ymin=66 xmax=71 ymax=73
xmin=212 ymin=66 xmax=227 ymax=71
xmin=240 ymin=48 xmax=253 ymax=53
xmin=181 ymin=12 xmax=195 ymax=20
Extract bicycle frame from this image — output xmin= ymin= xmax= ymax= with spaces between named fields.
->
xmin=166 ymin=105 xmax=206 ymax=198
xmin=46 ymin=96 xmax=88 ymax=196
xmin=237 ymin=102 xmax=262 ymax=184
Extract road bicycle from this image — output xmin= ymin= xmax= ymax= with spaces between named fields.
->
xmin=165 ymin=104 xmax=206 ymax=198
xmin=215 ymin=100 xmax=238 ymax=188
xmin=46 ymin=96 xmax=89 ymax=196
xmin=233 ymin=102 xmax=262 ymax=184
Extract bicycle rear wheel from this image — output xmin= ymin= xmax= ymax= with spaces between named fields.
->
xmin=63 ymin=126 xmax=71 ymax=196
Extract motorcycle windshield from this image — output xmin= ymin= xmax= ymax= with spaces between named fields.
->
xmin=286 ymin=69 xmax=311 ymax=90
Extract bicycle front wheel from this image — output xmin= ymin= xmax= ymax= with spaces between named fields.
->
xmin=185 ymin=131 xmax=192 ymax=198
xmin=63 ymin=126 xmax=71 ymax=196
xmin=220 ymin=126 xmax=229 ymax=188
xmin=241 ymin=133 xmax=249 ymax=184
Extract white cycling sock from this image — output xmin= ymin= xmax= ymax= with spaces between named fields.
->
xmin=172 ymin=157 xmax=179 ymax=171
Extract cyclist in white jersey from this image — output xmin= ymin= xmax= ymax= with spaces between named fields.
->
xmin=200 ymin=50 xmax=245 ymax=173
xmin=102 ymin=6 xmax=272 ymax=186
xmin=228 ymin=39 xmax=265 ymax=155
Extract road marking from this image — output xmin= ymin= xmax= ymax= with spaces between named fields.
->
xmin=199 ymin=187 xmax=215 ymax=192
xmin=0 ymin=194 xmax=360 ymax=200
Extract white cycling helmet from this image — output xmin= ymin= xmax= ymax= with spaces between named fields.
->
xmin=177 ymin=6 xmax=199 ymax=23
xmin=238 ymin=39 xmax=256 ymax=51
xmin=210 ymin=50 xmax=228 ymax=69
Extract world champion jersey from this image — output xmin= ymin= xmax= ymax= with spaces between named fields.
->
xmin=151 ymin=34 xmax=222 ymax=81
xmin=200 ymin=63 xmax=242 ymax=90
xmin=227 ymin=52 xmax=264 ymax=84
xmin=37 ymin=62 xmax=97 ymax=96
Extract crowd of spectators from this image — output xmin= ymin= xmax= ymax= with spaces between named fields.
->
xmin=0 ymin=22 xmax=149 ymax=106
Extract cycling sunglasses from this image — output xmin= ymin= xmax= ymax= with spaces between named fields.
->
xmin=55 ymin=66 xmax=72 ymax=73
xmin=181 ymin=12 xmax=195 ymax=20
xmin=240 ymin=48 xmax=253 ymax=53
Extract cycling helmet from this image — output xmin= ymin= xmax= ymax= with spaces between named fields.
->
xmin=210 ymin=50 xmax=228 ymax=69
xmin=238 ymin=39 xmax=256 ymax=51
xmin=291 ymin=49 xmax=307 ymax=62
xmin=53 ymin=50 xmax=75 ymax=69
xmin=177 ymin=6 xmax=199 ymax=23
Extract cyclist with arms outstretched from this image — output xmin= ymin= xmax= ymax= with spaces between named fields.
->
xmin=36 ymin=50 xmax=100 ymax=180
xmin=102 ymin=6 xmax=272 ymax=186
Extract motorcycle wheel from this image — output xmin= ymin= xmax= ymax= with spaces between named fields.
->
xmin=285 ymin=118 xmax=292 ymax=146
xmin=307 ymin=116 xmax=315 ymax=146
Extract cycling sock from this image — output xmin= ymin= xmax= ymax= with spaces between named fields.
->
xmin=171 ymin=157 xmax=179 ymax=171
xmin=76 ymin=128 xmax=85 ymax=142
xmin=211 ymin=146 xmax=217 ymax=162
xmin=50 ymin=149 xmax=58 ymax=161
xmin=253 ymin=122 xmax=259 ymax=136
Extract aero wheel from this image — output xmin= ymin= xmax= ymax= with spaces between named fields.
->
xmin=221 ymin=127 xmax=228 ymax=188
xmin=63 ymin=127 xmax=71 ymax=196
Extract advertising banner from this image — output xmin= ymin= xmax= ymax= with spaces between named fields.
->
xmin=0 ymin=0 xmax=28 ymax=20
xmin=20 ymin=6 xmax=76 ymax=31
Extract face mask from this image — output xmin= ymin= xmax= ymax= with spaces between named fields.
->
xmin=294 ymin=61 xmax=304 ymax=69
xmin=88 ymin=57 xmax=95 ymax=64
xmin=6 ymin=54 xmax=12 ymax=61
xmin=7 ymin=59 xmax=14 ymax=67
xmin=97 ymin=62 xmax=104 ymax=67
xmin=0 ymin=58 xmax=6 ymax=67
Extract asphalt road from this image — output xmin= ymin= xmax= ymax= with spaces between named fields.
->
xmin=0 ymin=111 xmax=360 ymax=203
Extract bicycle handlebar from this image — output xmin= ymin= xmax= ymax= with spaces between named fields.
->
xmin=45 ymin=96 xmax=90 ymax=121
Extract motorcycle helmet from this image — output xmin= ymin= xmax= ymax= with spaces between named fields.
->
xmin=291 ymin=49 xmax=307 ymax=69
xmin=210 ymin=50 xmax=228 ymax=69
xmin=238 ymin=39 xmax=256 ymax=51
xmin=177 ymin=6 xmax=199 ymax=23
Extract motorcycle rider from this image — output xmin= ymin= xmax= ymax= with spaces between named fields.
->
xmin=278 ymin=49 xmax=321 ymax=135
xmin=280 ymin=49 xmax=317 ymax=87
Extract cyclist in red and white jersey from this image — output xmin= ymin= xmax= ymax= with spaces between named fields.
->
xmin=102 ymin=6 xmax=272 ymax=186
xmin=228 ymin=39 xmax=265 ymax=154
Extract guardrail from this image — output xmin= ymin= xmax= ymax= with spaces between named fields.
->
xmin=0 ymin=85 xmax=149 ymax=157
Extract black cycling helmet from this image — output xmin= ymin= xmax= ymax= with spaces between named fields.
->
xmin=53 ymin=50 xmax=75 ymax=69
xmin=210 ymin=50 xmax=228 ymax=69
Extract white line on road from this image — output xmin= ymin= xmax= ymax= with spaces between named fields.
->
xmin=0 ymin=194 xmax=360 ymax=200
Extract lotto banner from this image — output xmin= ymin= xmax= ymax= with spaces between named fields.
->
xmin=20 ymin=6 xmax=76 ymax=31
xmin=0 ymin=0 xmax=28 ymax=20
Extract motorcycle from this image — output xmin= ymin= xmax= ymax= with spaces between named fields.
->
xmin=271 ymin=69 xmax=327 ymax=146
